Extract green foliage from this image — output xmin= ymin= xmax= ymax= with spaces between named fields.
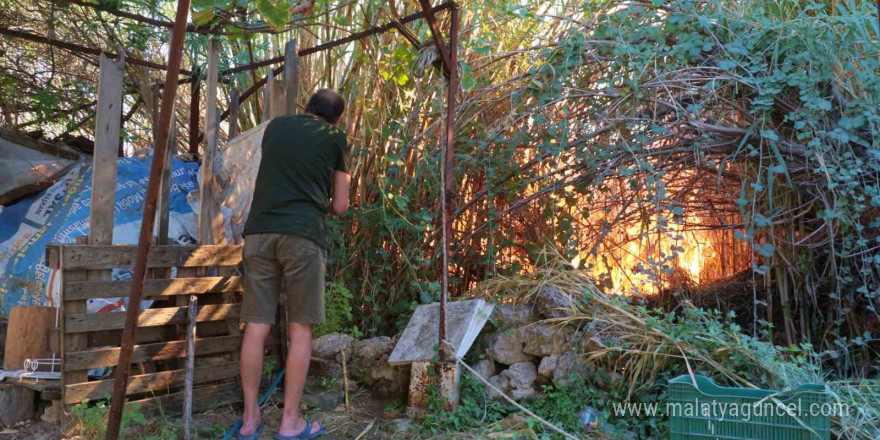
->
xmin=69 ymin=399 xmax=147 ymax=439
xmin=314 ymin=280 xmax=356 ymax=338
xmin=418 ymin=372 xmax=514 ymax=437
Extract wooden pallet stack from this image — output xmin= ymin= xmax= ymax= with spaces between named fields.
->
xmin=46 ymin=243 xmax=275 ymax=428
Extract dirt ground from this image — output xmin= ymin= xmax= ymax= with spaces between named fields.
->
xmin=0 ymin=379 xmax=412 ymax=440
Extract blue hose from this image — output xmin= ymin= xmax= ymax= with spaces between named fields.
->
xmin=221 ymin=368 xmax=286 ymax=440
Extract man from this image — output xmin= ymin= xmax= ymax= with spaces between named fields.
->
xmin=237 ymin=89 xmax=350 ymax=440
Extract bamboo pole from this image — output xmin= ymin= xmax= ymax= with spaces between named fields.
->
xmin=103 ymin=1 xmax=191 ymax=438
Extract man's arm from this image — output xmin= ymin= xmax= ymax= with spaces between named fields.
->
xmin=330 ymin=170 xmax=351 ymax=216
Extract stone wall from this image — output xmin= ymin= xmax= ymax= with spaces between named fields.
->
xmin=309 ymin=286 xmax=617 ymax=402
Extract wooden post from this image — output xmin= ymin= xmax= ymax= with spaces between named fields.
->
xmin=261 ymin=69 xmax=273 ymax=123
xmin=283 ymin=39 xmax=299 ymax=116
xmin=79 ymin=56 xmax=124 ymax=427
xmin=270 ymin=76 xmax=285 ymax=119
xmin=189 ymin=75 xmax=201 ymax=155
xmin=228 ymin=88 xmax=240 ymax=139
xmin=90 ymin=53 xmax=124 ymax=247
xmin=104 ymin=1 xmax=191 ymax=438
xmin=198 ymin=40 xmax=221 ymax=246
xmin=183 ymin=295 xmax=197 ymax=440
xmin=156 ymin=119 xmax=176 ymax=245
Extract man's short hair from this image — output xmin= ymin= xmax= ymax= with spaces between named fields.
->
xmin=306 ymin=89 xmax=345 ymax=124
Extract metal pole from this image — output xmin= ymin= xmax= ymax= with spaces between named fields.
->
xmin=439 ymin=5 xmax=459 ymax=359
xmin=104 ymin=1 xmax=191 ymax=438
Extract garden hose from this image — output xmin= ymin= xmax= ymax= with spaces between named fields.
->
xmin=221 ymin=367 xmax=286 ymax=440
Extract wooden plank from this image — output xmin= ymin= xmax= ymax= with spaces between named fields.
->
xmin=45 ymin=244 xmax=242 ymax=270
xmin=89 ymin=326 xmax=174 ymax=347
xmin=198 ymin=40 xmax=221 ymax=246
xmin=132 ymin=382 xmax=242 ymax=417
xmin=283 ymin=39 xmax=299 ymax=116
xmin=61 ymin=268 xmax=88 ymax=434
xmin=90 ymin=53 xmax=125 ymax=247
xmin=208 ymin=108 xmax=227 ymax=246
xmin=270 ymin=76 xmax=285 ymax=119
xmin=64 ymin=276 xmax=244 ymax=301
xmin=65 ymin=303 xmax=240 ymax=333
xmin=3 ymin=306 xmax=55 ymax=370
xmin=65 ymin=335 xmax=246 ymax=370
xmin=63 ymin=357 xmax=273 ymax=404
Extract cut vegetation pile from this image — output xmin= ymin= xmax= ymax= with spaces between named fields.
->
xmin=474 ymin=249 xmax=880 ymax=440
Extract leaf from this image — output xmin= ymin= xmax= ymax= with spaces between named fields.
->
xmin=192 ymin=9 xmax=215 ymax=26
xmin=257 ymin=0 xmax=291 ymax=30
xmin=395 ymin=73 xmax=409 ymax=86
xmin=191 ymin=0 xmax=232 ymax=8
xmin=460 ymin=61 xmax=476 ymax=90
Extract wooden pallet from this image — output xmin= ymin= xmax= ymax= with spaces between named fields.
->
xmin=46 ymin=243 xmax=271 ymax=426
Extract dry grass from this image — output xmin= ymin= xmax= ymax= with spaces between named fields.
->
xmin=474 ymin=247 xmax=879 ymax=440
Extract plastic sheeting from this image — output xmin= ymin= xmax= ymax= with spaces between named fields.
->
xmin=0 ymin=152 xmax=200 ymax=316
xmin=212 ymin=121 xmax=268 ymax=244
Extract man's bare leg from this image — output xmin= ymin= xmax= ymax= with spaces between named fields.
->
xmin=240 ymin=322 xmax=271 ymax=435
xmin=278 ymin=322 xmax=321 ymax=436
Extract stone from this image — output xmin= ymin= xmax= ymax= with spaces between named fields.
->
xmin=312 ymin=332 xmax=354 ymax=360
xmin=40 ymin=400 xmax=63 ymax=423
xmin=501 ymin=362 xmax=537 ymax=390
xmin=489 ymin=328 xmax=530 ymax=365
xmin=492 ymin=304 xmax=537 ymax=328
xmin=389 ymin=418 xmax=411 ymax=433
xmin=521 ymin=324 xmax=574 ymax=357
xmin=351 ymin=336 xmax=394 ymax=382
xmin=301 ymin=388 xmax=344 ymax=411
xmin=511 ymin=387 xmax=538 ymax=401
xmin=552 ymin=352 xmax=593 ymax=386
xmin=309 ymin=357 xmax=343 ymax=379
xmin=593 ymin=371 xmax=624 ymax=391
xmin=369 ymin=353 xmax=410 ymax=398
xmin=535 ymin=285 xmax=573 ymax=319
xmin=472 ymin=358 xmax=496 ymax=379
xmin=538 ymin=355 xmax=559 ymax=377
xmin=487 ymin=374 xmax=510 ymax=399
xmin=0 ymin=384 xmax=35 ymax=428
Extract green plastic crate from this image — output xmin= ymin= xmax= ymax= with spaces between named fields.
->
xmin=668 ymin=375 xmax=831 ymax=440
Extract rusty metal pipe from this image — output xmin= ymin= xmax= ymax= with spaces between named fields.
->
xmin=103 ymin=1 xmax=191 ymax=438
xmin=439 ymin=4 xmax=459 ymax=360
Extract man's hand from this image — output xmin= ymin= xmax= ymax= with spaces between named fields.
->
xmin=330 ymin=170 xmax=351 ymax=216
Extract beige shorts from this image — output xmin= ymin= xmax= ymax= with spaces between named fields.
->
xmin=241 ymin=233 xmax=326 ymax=324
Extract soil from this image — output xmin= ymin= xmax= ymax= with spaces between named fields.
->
xmin=0 ymin=379 xmax=411 ymax=440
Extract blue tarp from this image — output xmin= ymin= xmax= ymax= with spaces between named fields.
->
xmin=0 ymin=153 xmax=200 ymax=316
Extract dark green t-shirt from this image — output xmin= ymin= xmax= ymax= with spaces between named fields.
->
xmin=243 ymin=114 xmax=349 ymax=247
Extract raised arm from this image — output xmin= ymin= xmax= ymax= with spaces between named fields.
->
xmin=330 ymin=170 xmax=351 ymax=216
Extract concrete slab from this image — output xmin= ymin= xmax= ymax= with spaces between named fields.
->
xmin=389 ymin=299 xmax=494 ymax=366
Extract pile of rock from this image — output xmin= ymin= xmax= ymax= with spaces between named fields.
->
xmin=479 ymin=286 xmax=611 ymax=401
xmin=309 ymin=333 xmax=409 ymax=397
xmin=308 ymin=285 xmax=617 ymax=403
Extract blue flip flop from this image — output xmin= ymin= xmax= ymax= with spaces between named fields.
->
xmin=237 ymin=420 xmax=264 ymax=440
xmin=273 ymin=420 xmax=325 ymax=440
